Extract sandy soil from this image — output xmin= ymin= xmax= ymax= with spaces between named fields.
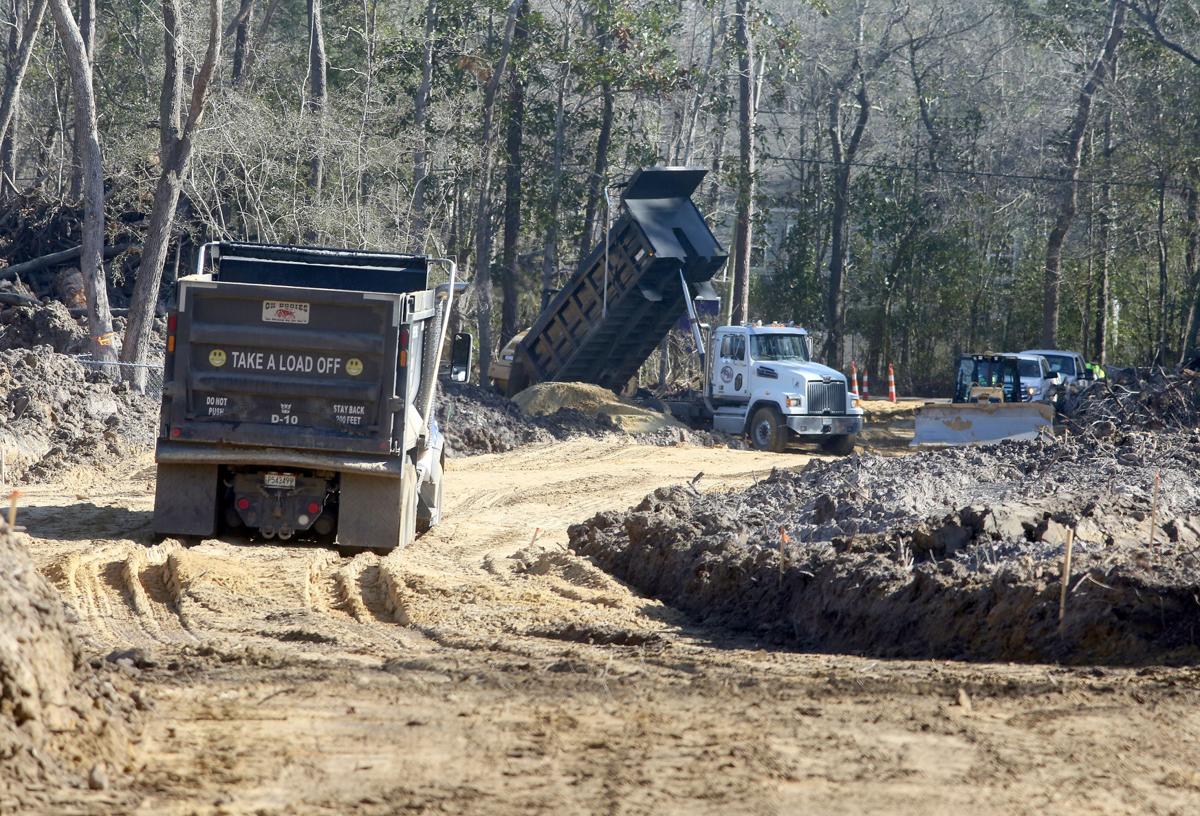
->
xmin=16 ymin=438 xmax=1200 ymax=815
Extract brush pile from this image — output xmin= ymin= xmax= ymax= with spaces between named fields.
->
xmin=1064 ymin=368 xmax=1200 ymax=436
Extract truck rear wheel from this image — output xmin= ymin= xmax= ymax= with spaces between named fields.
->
xmin=749 ymin=406 xmax=787 ymax=453
xmin=820 ymin=434 xmax=856 ymax=456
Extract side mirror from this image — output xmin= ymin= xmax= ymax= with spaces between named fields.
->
xmin=450 ymin=332 xmax=473 ymax=383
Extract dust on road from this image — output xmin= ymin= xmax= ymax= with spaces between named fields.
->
xmin=12 ymin=438 xmax=1200 ymax=815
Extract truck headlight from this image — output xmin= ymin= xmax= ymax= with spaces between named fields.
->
xmin=1026 ymin=386 xmax=1036 ymax=396
xmin=785 ymin=396 xmax=802 ymax=408
xmin=851 ymin=398 xmax=860 ymax=409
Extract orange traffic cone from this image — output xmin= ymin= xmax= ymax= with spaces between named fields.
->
xmin=862 ymin=369 xmax=870 ymax=400
xmin=849 ymin=360 xmax=859 ymax=395
xmin=888 ymin=362 xmax=897 ymax=402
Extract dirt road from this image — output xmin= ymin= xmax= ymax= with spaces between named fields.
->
xmin=18 ymin=438 xmax=1200 ymax=815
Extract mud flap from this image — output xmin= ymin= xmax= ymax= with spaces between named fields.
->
xmin=338 ymin=464 xmax=418 ymax=551
xmin=152 ymin=463 xmax=220 ymax=537
xmin=913 ymin=402 xmax=1054 ymax=446
xmin=417 ymin=452 xmax=444 ymax=534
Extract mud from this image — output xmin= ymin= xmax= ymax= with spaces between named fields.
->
xmin=570 ymin=431 xmax=1200 ymax=664
xmin=0 ymin=528 xmax=138 ymax=812
xmin=0 ymin=346 xmax=158 ymax=481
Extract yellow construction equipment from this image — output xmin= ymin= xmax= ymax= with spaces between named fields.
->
xmin=914 ymin=354 xmax=1054 ymax=446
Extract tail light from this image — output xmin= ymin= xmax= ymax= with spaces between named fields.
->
xmin=399 ymin=326 xmax=409 ymax=368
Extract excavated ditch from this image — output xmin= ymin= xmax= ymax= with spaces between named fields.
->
xmin=570 ymin=431 xmax=1200 ymax=664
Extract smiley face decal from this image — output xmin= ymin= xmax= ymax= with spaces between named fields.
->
xmin=209 ymin=349 xmax=227 ymax=367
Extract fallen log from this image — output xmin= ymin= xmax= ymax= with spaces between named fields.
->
xmin=0 ymin=242 xmax=138 ymax=281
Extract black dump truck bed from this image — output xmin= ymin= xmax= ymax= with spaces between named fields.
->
xmin=502 ymin=167 xmax=726 ymax=395
xmin=154 ymin=242 xmax=454 ymax=550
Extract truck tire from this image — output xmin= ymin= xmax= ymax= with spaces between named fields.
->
xmin=749 ymin=406 xmax=787 ymax=453
xmin=820 ymin=434 xmax=856 ymax=456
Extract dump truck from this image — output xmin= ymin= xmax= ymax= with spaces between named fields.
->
xmin=913 ymin=354 xmax=1054 ymax=446
xmin=151 ymin=242 xmax=471 ymax=551
xmin=664 ymin=323 xmax=863 ymax=454
xmin=491 ymin=165 xmax=862 ymax=453
xmin=490 ymin=166 xmax=726 ymax=396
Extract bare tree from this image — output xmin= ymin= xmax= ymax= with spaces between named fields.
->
xmin=306 ymin=0 xmax=327 ymax=195
xmin=730 ymin=0 xmax=754 ymax=324
xmin=1042 ymin=1 xmax=1125 ymax=347
xmin=0 ymin=0 xmax=48 ymax=197
xmin=499 ymin=7 xmax=529 ymax=345
xmin=230 ymin=0 xmax=255 ymax=85
xmin=1122 ymin=0 xmax=1200 ymax=66
xmin=411 ymin=0 xmax=436 ymax=239
xmin=540 ymin=8 xmax=572 ymax=309
xmin=577 ymin=0 xmax=614 ymax=262
xmin=48 ymin=0 xmax=115 ymax=360
xmin=122 ymin=0 xmax=223 ymax=374
xmin=67 ymin=0 xmax=94 ymax=200
xmin=473 ymin=0 xmax=524 ymax=382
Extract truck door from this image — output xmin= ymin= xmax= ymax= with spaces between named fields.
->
xmin=714 ymin=330 xmax=750 ymax=402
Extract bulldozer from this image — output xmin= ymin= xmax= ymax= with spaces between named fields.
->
xmin=913 ymin=354 xmax=1054 ymax=446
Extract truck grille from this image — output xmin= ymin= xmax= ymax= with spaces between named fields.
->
xmin=807 ymin=380 xmax=846 ymax=414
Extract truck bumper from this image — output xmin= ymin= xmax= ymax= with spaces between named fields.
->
xmin=785 ymin=415 xmax=863 ymax=436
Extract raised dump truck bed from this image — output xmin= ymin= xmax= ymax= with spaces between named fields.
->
xmin=498 ymin=167 xmax=726 ymax=396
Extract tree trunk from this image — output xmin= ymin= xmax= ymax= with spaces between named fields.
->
xmin=48 ymin=0 xmax=114 ymax=360
xmin=66 ymin=0 xmax=93 ymax=200
xmin=540 ymin=18 xmax=571 ymax=309
xmin=1094 ymin=106 xmax=1113 ymax=363
xmin=1179 ymin=183 xmax=1200 ymax=364
xmin=231 ymin=0 xmax=255 ymax=85
xmin=1155 ymin=173 xmax=1169 ymax=363
xmin=729 ymin=0 xmax=754 ymax=324
xmin=122 ymin=0 xmax=223 ymax=378
xmin=577 ymin=0 xmax=613 ymax=263
xmin=498 ymin=10 xmax=528 ymax=346
xmin=239 ymin=0 xmax=280 ymax=82
xmin=578 ymin=82 xmax=613 ymax=263
xmin=472 ymin=0 xmax=524 ymax=382
xmin=410 ymin=0 xmax=436 ymax=239
xmin=822 ymin=73 xmax=870 ymax=366
xmin=1042 ymin=1 xmax=1124 ymax=347
xmin=306 ymin=0 xmax=327 ymax=196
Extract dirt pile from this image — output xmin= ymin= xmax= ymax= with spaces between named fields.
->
xmin=1065 ymin=368 xmax=1200 ymax=434
xmin=570 ymin=431 xmax=1200 ymax=664
xmin=0 ymin=346 xmax=158 ymax=481
xmin=436 ymin=381 xmax=740 ymax=456
xmin=0 ymin=301 xmax=90 ymax=354
xmin=513 ymin=381 xmax=691 ymax=434
xmin=436 ymin=381 xmax=616 ymax=456
xmin=1 ymin=527 xmax=137 ymax=810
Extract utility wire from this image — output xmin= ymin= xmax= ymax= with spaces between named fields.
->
xmin=761 ymin=153 xmax=1179 ymax=191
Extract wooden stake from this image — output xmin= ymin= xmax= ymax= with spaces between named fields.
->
xmin=1148 ymin=471 xmax=1160 ymax=548
xmin=7 ymin=490 xmax=21 ymax=531
xmin=778 ymin=526 xmax=790 ymax=583
xmin=1058 ymin=528 xmax=1075 ymax=634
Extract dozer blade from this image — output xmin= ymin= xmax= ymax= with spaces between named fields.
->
xmin=912 ymin=402 xmax=1054 ymax=446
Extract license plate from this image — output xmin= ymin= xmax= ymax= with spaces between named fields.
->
xmin=263 ymin=472 xmax=296 ymax=489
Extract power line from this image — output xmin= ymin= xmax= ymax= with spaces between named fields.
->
xmin=761 ymin=153 xmax=1176 ymax=191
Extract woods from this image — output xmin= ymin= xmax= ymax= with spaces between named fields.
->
xmin=1 ymin=0 xmax=1199 ymax=388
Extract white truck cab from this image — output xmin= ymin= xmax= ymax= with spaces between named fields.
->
xmin=700 ymin=324 xmax=863 ymax=454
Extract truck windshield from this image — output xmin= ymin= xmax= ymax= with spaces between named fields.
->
xmin=1040 ymin=354 xmax=1073 ymax=375
xmin=1017 ymin=359 xmax=1043 ymax=379
xmin=751 ymin=334 xmax=809 ymax=361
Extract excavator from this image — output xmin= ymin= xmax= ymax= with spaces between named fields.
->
xmin=913 ymin=354 xmax=1054 ymax=446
